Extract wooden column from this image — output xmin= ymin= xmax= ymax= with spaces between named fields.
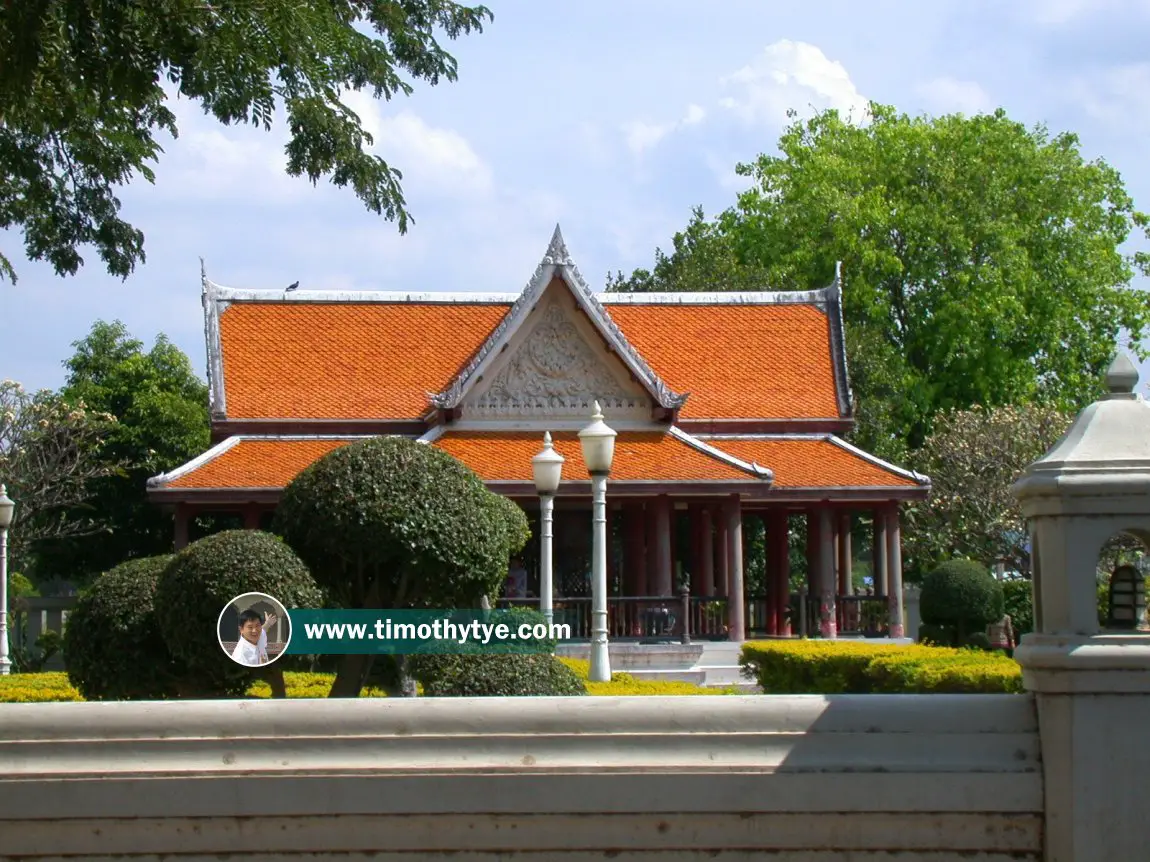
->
xmin=837 ymin=511 xmax=853 ymax=595
xmin=606 ymin=506 xmax=618 ymax=596
xmin=725 ymin=495 xmax=745 ymax=642
xmin=623 ymin=503 xmax=646 ymax=597
xmin=700 ymin=506 xmax=715 ymax=597
xmin=243 ymin=504 xmax=261 ymax=530
xmin=818 ymin=507 xmax=837 ymax=639
xmin=688 ymin=504 xmax=706 ymax=596
xmin=757 ymin=514 xmax=775 ymax=635
xmin=873 ymin=510 xmax=889 ymax=597
xmin=715 ymin=514 xmax=730 ymax=597
xmin=645 ymin=501 xmax=660 ymax=596
xmin=174 ymin=504 xmax=191 ymax=551
xmin=653 ymin=495 xmax=673 ymax=596
xmin=768 ymin=511 xmax=791 ymax=636
xmin=806 ymin=510 xmax=819 ymax=595
xmin=885 ymin=506 xmax=905 ymax=638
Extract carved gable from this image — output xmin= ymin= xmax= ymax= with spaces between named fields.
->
xmin=462 ymin=292 xmax=652 ymax=420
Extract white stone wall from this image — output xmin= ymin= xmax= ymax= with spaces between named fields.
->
xmin=0 ymin=694 xmax=1041 ymax=860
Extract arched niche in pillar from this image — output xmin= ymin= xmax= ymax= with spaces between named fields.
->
xmin=1013 ymin=353 xmax=1150 ymax=638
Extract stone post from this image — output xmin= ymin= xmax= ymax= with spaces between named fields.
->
xmin=1013 ymin=353 xmax=1150 ymax=862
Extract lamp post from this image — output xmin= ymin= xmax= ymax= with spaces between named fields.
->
xmin=531 ymin=432 xmax=564 ymax=629
xmin=0 ymin=484 xmax=15 ymax=676
xmin=579 ymin=401 xmax=616 ymax=682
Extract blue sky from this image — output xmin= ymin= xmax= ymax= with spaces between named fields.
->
xmin=3 ymin=0 xmax=1150 ymax=393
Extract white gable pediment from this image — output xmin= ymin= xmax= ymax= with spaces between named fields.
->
xmin=462 ymin=290 xmax=652 ymax=420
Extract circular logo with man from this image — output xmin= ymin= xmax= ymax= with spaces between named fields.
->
xmin=218 ymin=592 xmax=292 ymax=667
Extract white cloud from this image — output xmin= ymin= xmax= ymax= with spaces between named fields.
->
xmin=623 ymin=120 xmax=675 ymax=155
xmin=1067 ymin=63 xmax=1150 ymax=126
xmin=621 ymin=104 xmax=708 ymax=155
xmin=341 ymin=91 xmax=493 ymax=196
xmin=1026 ymin=0 xmax=1150 ymax=24
xmin=719 ymin=40 xmax=869 ymax=127
xmin=916 ymin=77 xmax=994 ymax=115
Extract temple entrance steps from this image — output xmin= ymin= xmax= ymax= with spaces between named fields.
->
xmin=555 ymin=641 xmax=761 ymax=691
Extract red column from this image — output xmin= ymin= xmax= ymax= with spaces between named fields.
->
xmin=645 ymin=501 xmax=660 ymax=596
xmin=758 ymin=513 xmax=776 ymax=635
xmin=653 ymin=495 xmax=673 ymax=596
xmin=837 ymin=511 xmax=853 ymax=595
xmin=806 ymin=509 xmax=820 ymax=595
xmin=688 ymin=504 xmax=705 ymax=595
xmin=623 ymin=503 xmax=646 ymax=597
xmin=243 ymin=504 xmax=261 ymax=530
xmin=715 ymin=514 xmax=730 ymax=597
xmin=768 ymin=510 xmax=790 ymax=636
xmin=700 ymin=506 xmax=715 ymax=597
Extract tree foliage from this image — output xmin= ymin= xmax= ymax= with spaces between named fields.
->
xmin=62 ymin=554 xmax=185 ymax=700
xmin=609 ymin=104 xmax=1150 ymax=461
xmin=920 ymin=559 xmax=1004 ymax=645
xmin=154 ymin=530 xmax=323 ymax=696
xmin=273 ymin=436 xmax=531 ymax=697
xmin=0 ymin=0 xmax=493 ymax=283
xmin=0 ymin=380 xmax=124 ymax=575
xmin=36 ymin=321 xmax=210 ymax=579
xmin=904 ymin=403 xmax=1074 ymax=576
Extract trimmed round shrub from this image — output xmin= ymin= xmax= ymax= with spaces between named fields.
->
xmin=154 ymin=530 xmax=323 ymax=695
xmin=920 ymin=559 xmax=1004 ymax=644
xmin=273 ymin=436 xmax=530 ymax=609
xmin=410 ymin=652 xmax=587 ymax=697
xmin=63 ymin=555 xmax=184 ymax=700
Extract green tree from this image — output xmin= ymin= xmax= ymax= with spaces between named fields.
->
xmin=919 ymin=559 xmax=1004 ymax=647
xmin=39 ymin=321 xmax=209 ymax=580
xmin=273 ymin=436 xmax=531 ymax=697
xmin=154 ymin=530 xmax=324 ymax=698
xmin=0 ymin=0 xmax=492 ymax=284
xmin=610 ymin=105 xmax=1150 ymax=461
xmin=904 ymin=403 xmax=1074 ymax=577
xmin=0 ymin=380 xmax=123 ymax=577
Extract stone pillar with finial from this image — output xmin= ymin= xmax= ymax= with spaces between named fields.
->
xmin=1012 ymin=351 xmax=1150 ymax=862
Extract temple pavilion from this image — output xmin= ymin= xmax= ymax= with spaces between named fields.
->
xmin=147 ymin=227 xmax=929 ymax=641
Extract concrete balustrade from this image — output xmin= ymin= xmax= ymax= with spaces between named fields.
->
xmin=0 ymin=694 xmax=1040 ymax=860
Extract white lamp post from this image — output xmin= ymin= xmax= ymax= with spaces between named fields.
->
xmin=579 ymin=401 xmax=616 ymax=682
xmin=0 ymin=484 xmax=15 ymax=676
xmin=531 ymin=432 xmax=564 ymax=628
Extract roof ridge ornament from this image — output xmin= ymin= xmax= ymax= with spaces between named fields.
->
xmin=542 ymin=224 xmax=573 ymax=266
xmin=1105 ymin=350 xmax=1140 ymax=399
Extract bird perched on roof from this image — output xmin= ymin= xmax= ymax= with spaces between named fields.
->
xmin=285 ymin=281 xmax=299 ymax=292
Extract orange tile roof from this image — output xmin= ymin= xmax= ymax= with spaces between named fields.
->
xmin=166 ymin=439 xmax=354 ymax=488
xmin=219 ymin=303 xmax=509 ymax=420
xmin=155 ymin=433 xmax=921 ymax=491
xmin=432 ymin=431 xmax=755 ymax=482
xmin=705 ymin=438 xmax=919 ymax=488
xmin=606 ymin=304 xmax=841 ymax=420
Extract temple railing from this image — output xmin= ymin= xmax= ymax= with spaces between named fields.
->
xmin=497 ymin=592 xmax=893 ymax=641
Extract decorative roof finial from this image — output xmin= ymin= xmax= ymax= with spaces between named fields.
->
xmin=1106 ymin=351 xmax=1140 ymax=395
xmin=542 ymin=224 xmax=572 ymax=266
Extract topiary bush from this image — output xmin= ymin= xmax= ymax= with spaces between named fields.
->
xmin=273 ymin=436 xmax=533 ymax=696
xmin=154 ymin=530 xmax=323 ymax=696
xmin=410 ymin=652 xmax=587 ymax=697
xmin=62 ymin=555 xmax=186 ymax=700
xmin=919 ymin=559 xmax=1004 ymax=646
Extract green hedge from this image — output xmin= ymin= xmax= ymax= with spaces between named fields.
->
xmin=410 ymin=652 xmax=587 ymax=697
xmin=740 ymin=640 xmax=1022 ymax=694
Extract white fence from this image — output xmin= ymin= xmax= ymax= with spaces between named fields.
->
xmin=0 ymin=693 xmax=1041 ymax=860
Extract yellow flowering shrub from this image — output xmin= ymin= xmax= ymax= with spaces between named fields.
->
xmin=740 ymin=640 xmax=1022 ymax=694
xmin=248 ymin=672 xmax=392 ymax=699
xmin=0 ymin=671 xmax=83 ymax=702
